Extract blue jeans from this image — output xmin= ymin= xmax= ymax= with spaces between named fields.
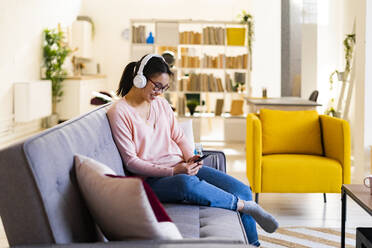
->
xmin=145 ymin=166 xmax=260 ymax=247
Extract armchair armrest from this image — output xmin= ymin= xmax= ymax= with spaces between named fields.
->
xmin=246 ymin=114 xmax=262 ymax=192
xmin=203 ymin=150 xmax=226 ymax=173
xmin=319 ymin=115 xmax=351 ymax=184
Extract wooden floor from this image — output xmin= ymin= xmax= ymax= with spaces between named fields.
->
xmin=0 ymin=141 xmax=371 ymax=247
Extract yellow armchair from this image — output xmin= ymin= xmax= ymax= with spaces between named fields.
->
xmin=246 ymin=110 xmax=350 ymax=203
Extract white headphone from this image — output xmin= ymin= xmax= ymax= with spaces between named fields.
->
xmin=133 ymin=54 xmax=165 ymax=88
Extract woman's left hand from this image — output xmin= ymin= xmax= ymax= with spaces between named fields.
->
xmin=187 ymin=155 xmax=204 ymax=167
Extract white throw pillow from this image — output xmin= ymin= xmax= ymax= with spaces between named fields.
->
xmin=178 ymin=119 xmax=195 ymax=149
xmin=74 ymin=154 xmax=182 ymax=240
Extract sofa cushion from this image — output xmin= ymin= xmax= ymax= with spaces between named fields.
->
xmin=163 ymin=204 xmax=247 ymax=243
xmin=260 ymin=109 xmax=323 ymax=155
xmin=75 ymin=154 xmax=182 ymax=240
xmin=261 ymin=154 xmax=342 ymax=192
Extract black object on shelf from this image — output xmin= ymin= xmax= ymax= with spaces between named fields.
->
xmin=356 ymin=227 xmax=372 ymax=248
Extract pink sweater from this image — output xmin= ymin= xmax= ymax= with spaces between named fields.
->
xmin=107 ymin=97 xmax=194 ymax=177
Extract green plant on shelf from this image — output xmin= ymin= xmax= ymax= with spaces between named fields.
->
xmin=42 ymin=28 xmax=71 ymax=111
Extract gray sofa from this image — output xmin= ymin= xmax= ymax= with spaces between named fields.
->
xmin=0 ymin=104 xmax=252 ymax=248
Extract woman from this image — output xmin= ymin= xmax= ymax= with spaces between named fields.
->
xmin=107 ymin=54 xmax=278 ymax=247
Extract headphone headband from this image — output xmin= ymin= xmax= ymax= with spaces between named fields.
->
xmin=137 ymin=54 xmax=164 ymax=76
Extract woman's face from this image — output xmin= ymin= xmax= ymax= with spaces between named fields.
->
xmin=142 ymin=73 xmax=170 ymax=102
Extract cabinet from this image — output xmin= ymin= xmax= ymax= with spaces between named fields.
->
xmin=130 ymin=19 xmax=251 ymax=118
xmin=56 ymin=77 xmax=106 ymax=120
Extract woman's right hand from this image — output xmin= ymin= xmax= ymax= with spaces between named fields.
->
xmin=173 ymin=161 xmax=201 ymax=176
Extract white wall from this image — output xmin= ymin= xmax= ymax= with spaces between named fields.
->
xmin=80 ymin=0 xmax=281 ymax=97
xmin=316 ymin=0 xmax=343 ymax=113
xmin=365 ymin=0 xmax=372 ymax=171
xmin=248 ymin=0 xmax=281 ymax=97
xmin=0 ymin=0 xmax=81 ymax=142
xmin=342 ymin=0 xmax=367 ymax=182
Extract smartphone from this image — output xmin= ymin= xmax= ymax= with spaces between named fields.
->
xmin=193 ymin=154 xmax=210 ymax=163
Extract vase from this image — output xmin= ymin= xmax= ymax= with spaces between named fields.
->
xmin=46 ymin=113 xmax=59 ymax=128
xmin=188 ymin=106 xmax=196 ymax=116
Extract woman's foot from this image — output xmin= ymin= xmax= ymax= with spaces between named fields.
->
xmin=240 ymin=200 xmax=278 ymax=233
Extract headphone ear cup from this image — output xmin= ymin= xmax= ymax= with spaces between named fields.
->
xmin=133 ymin=75 xmax=147 ymax=88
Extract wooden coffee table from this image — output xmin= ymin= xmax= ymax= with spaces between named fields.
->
xmin=341 ymin=184 xmax=372 ymax=248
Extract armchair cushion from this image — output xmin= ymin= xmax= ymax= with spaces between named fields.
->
xmin=260 ymin=109 xmax=323 ymax=155
xmin=261 ymin=154 xmax=342 ymax=193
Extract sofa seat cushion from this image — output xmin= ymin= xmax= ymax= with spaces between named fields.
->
xmin=262 ymin=154 xmax=342 ymax=193
xmin=163 ymin=204 xmax=247 ymax=243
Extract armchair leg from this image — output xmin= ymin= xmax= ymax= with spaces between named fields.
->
xmin=255 ymin=193 xmax=259 ymax=203
xmin=323 ymin=193 xmax=327 ymax=203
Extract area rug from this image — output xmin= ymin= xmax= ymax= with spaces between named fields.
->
xmin=258 ymin=226 xmax=356 ymax=248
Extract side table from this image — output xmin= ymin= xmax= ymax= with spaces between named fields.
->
xmin=341 ymin=184 xmax=372 ymax=248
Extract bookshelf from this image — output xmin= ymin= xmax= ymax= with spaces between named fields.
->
xmin=130 ymin=19 xmax=251 ymax=119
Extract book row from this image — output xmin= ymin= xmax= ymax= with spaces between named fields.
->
xmin=132 ymin=26 xmax=245 ymax=46
xmin=179 ymin=54 xmax=248 ymax=69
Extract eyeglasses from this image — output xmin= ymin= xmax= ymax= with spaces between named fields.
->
xmin=148 ymin=78 xmax=169 ymax=93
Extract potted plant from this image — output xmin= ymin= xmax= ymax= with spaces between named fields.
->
xmin=186 ymin=100 xmax=199 ymax=116
xmin=42 ymin=28 xmax=71 ymax=125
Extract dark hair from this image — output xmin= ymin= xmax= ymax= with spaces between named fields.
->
xmin=117 ymin=54 xmax=173 ymax=97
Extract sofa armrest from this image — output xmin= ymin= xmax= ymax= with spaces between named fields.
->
xmin=202 ymin=150 xmax=226 ymax=173
xmin=319 ymin=115 xmax=351 ymax=184
xmin=246 ymin=114 xmax=262 ymax=192
xmin=13 ymin=239 xmax=251 ymax=248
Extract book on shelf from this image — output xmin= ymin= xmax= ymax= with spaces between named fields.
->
xmin=180 ymin=73 xmax=223 ymax=92
xmin=215 ymin=99 xmax=224 ymax=116
xmin=216 ymin=78 xmax=224 ymax=92
xmin=132 ymin=25 xmax=146 ymax=43
xmin=225 ymin=74 xmax=236 ymax=92
xmin=202 ymin=54 xmax=224 ymax=68
xmin=226 ymin=54 xmax=248 ymax=69
xmin=230 ymin=99 xmax=244 ymax=116
xmin=179 ymin=77 xmax=188 ymax=91
xmin=202 ymin=27 xmax=225 ymax=45
xmin=181 ymin=55 xmax=200 ymax=68
xmin=179 ymin=31 xmax=202 ymax=44
xmin=177 ymin=95 xmax=186 ymax=116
